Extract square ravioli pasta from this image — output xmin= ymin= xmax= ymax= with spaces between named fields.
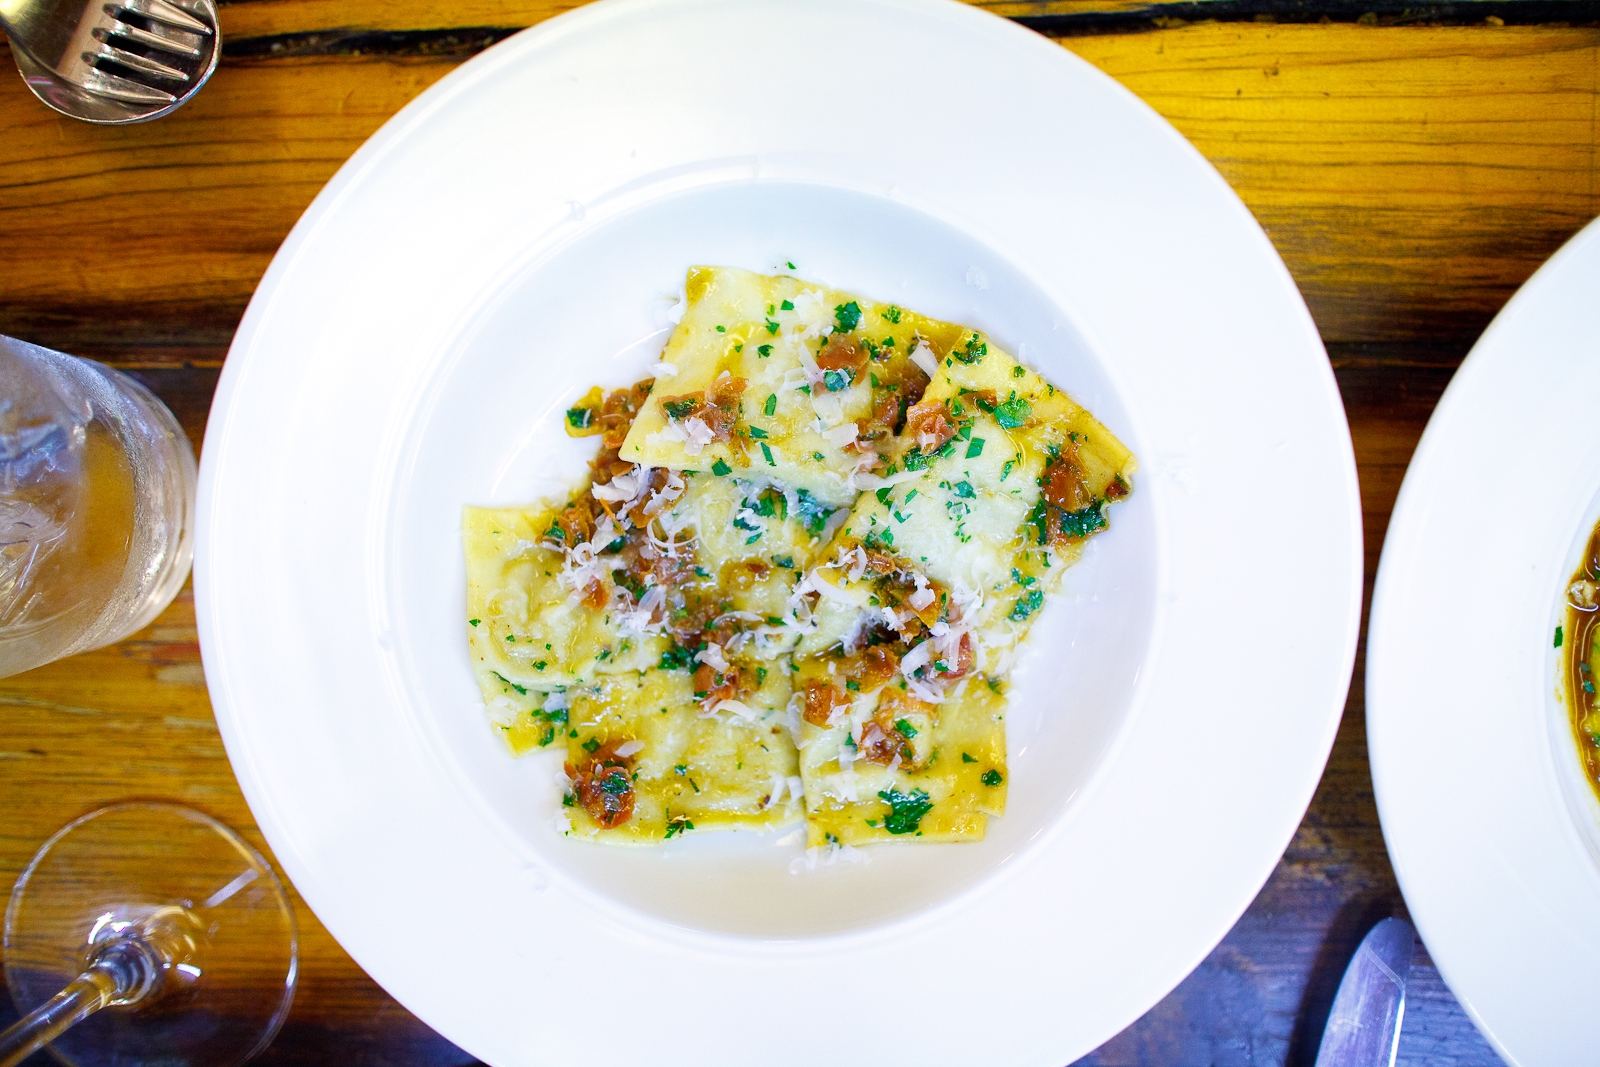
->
xmin=792 ymin=654 xmax=1007 ymax=847
xmin=561 ymin=666 xmax=803 ymax=842
xmin=462 ymin=267 xmax=1135 ymax=849
xmin=621 ymin=265 xmax=973 ymax=507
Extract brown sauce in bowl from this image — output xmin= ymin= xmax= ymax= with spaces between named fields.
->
xmin=1560 ymin=520 xmax=1600 ymax=804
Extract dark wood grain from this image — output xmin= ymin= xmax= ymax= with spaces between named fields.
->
xmin=5 ymin=2 xmax=1591 ymax=1063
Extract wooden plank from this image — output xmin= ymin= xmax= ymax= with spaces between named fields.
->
xmin=218 ymin=0 xmax=576 ymax=39
xmin=1062 ymin=23 xmax=1600 ymax=343
xmin=0 ymin=50 xmax=455 ymax=348
xmin=210 ymin=0 xmax=1600 ymax=40
xmin=3 ymin=23 xmax=1594 ymax=351
xmin=209 ymin=0 xmax=1180 ymax=41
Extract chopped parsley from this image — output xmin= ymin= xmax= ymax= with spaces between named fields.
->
xmin=780 ymin=299 xmax=795 ymax=311
xmin=749 ymin=426 xmax=768 ymax=438
xmin=981 ymin=769 xmax=1003 ymax=787
xmin=1000 ymin=459 xmax=1014 ymax=481
xmin=995 ymin=396 xmax=1032 ymax=429
xmin=833 ymin=301 xmax=862 ymax=333
xmin=1556 ymin=625 xmax=1564 ymax=648
xmin=954 ymin=333 xmax=987 ymax=364
xmin=894 ymin=718 xmax=918 ymax=739
xmin=961 ymin=752 xmax=977 ymax=763
xmin=1009 ymin=588 xmax=1044 ymax=621
xmin=1029 ymin=497 xmax=1108 ymax=544
xmin=490 ymin=671 xmax=526 ymax=695
xmin=468 ymin=618 xmax=480 ymax=627
xmin=765 ymin=318 xmax=779 ymax=334
xmin=581 ymin=738 xmax=600 ymax=754
xmin=566 ymin=407 xmax=594 ymax=429
xmin=1012 ymin=365 xmax=1026 ymax=378
xmin=883 ymin=306 xmax=902 ymax=324
xmin=711 ymin=458 xmax=732 ymax=476
xmin=664 ymin=816 xmax=694 ymax=839
xmin=878 ymin=787 xmax=934 ymax=834
xmin=966 ymin=437 xmax=985 ymax=458
xmin=659 ymin=645 xmax=694 ymax=670
xmin=663 ymin=398 xmax=697 ymax=420
xmin=794 ymin=488 xmax=837 ymax=536
xmin=823 ymin=368 xmax=854 ymax=392
xmin=1058 ymin=504 xmax=1109 ymax=540
xmin=953 ymin=480 xmax=976 ymax=499
xmin=754 ymin=490 xmax=786 ymax=519
xmin=758 ymin=344 xmax=773 ymax=358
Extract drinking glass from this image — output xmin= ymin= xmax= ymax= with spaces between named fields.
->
xmin=0 ymin=334 xmax=196 ymax=678
xmin=0 ymin=803 xmax=298 ymax=1067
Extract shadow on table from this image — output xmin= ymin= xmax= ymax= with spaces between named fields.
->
xmin=0 ymin=995 xmax=487 ymax=1067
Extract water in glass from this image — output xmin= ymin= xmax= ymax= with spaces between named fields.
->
xmin=0 ymin=335 xmax=196 ymax=678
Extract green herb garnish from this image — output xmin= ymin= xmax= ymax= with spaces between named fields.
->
xmin=878 ymin=788 xmax=933 ymax=835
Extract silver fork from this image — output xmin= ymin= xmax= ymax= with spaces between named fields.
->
xmin=1 ymin=0 xmax=220 ymax=122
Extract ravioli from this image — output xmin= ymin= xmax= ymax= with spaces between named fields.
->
xmin=622 ymin=266 xmax=964 ymax=507
xmin=792 ymin=652 xmax=1007 ymax=847
xmin=562 ymin=667 xmax=802 ymax=842
xmin=463 ymin=267 xmax=1136 ymax=848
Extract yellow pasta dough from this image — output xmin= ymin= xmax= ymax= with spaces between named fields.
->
xmin=463 ymin=266 xmax=1135 ymax=847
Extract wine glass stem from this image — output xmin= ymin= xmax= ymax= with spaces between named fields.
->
xmin=0 ymin=967 xmax=117 ymax=1067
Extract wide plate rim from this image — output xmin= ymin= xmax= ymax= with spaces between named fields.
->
xmin=196 ymin=0 xmax=1362 ymax=1062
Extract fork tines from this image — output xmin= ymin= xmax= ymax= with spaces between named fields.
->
xmin=114 ymin=0 xmax=213 ymax=37
xmin=82 ymin=0 xmax=215 ymax=101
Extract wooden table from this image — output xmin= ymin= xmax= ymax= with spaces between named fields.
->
xmin=3 ymin=1 xmax=1594 ymax=1062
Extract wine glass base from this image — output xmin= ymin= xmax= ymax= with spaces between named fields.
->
xmin=4 ymin=804 xmax=297 ymax=1067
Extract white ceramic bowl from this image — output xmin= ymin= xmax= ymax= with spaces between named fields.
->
xmin=1369 ymin=215 xmax=1600 ymax=1066
xmin=196 ymin=1 xmax=1362 ymax=1062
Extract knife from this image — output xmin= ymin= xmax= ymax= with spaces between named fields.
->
xmin=1313 ymin=917 xmax=1417 ymax=1067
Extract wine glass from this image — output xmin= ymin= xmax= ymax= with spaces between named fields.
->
xmin=0 ymin=803 xmax=297 ymax=1067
